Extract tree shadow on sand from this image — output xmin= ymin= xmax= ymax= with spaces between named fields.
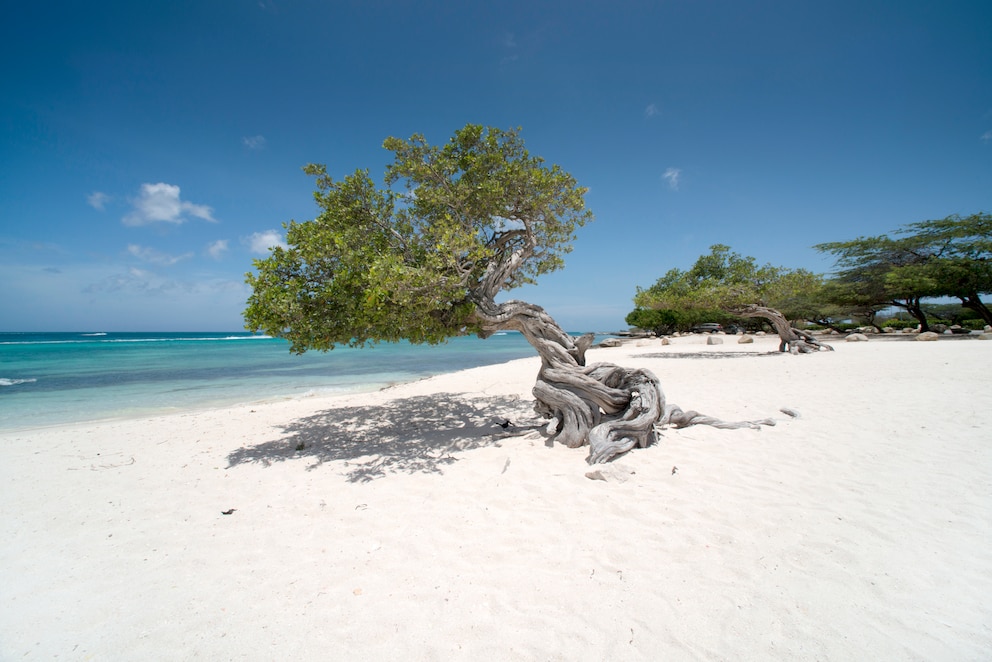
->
xmin=639 ymin=351 xmax=784 ymax=359
xmin=227 ymin=393 xmax=543 ymax=483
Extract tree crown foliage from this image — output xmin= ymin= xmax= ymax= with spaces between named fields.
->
xmin=815 ymin=212 xmax=992 ymax=324
xmin=633 ymin=244 xmax=823 ymax=320
xmin=245 ymin=124 xmax=592 ymax=352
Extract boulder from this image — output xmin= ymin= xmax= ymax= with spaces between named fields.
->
xmin=915 ymin=331 xmax=940 ymax=341
xmin=977 ymin=333 xmax=992 ymax=341
xmin=706 ymin=336 xmax=723 ymax=345
xmin=737 ymin=335 xmax=754 ymax=344
xmin=599 ymin=338 xmax=622 ymax=347
xmin=846 ymin=333 xmax=869 ymax=342
xmin=660 ymin=337 xmax=671 ymax=345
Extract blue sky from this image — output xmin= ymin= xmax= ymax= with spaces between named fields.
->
xmin=2 ymin=1 xmax=990 ymax=332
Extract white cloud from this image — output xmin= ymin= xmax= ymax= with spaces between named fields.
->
xmin=981 ymin=130 xmax=992 ymax=143
xmin=662 ymin=167 xmax=682 ymax=191
xmin=644 ymin=103 xmax=660 ymax=118
xmin=127 ymin=243 xmax=193 ymax=266
xmin=122 ymin=183 xmax=217 ymax=226
xmin=243 ymin=135 xmax=267 ymax=149
xmin=207 ymin=239 xmax=229 ymax=259
xmin=247 ymin=230 xmax=287 ymax=254
xmin=87 ymin=191 xmax=111 ymax=210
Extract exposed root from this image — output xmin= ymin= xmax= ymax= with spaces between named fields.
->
xmin=660 ymin=404 xmax=777 ymax=430
xmin=472 ymin=299 xmax=784 ymax=466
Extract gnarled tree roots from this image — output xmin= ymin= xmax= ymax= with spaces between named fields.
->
xmin=472 ymin=299 xmax=777 ymax=465
xmin=533 ymin=361 xmax=776 ymax=464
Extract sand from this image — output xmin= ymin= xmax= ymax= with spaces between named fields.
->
xmin=1 ymin=334 xmax=990 ymax=660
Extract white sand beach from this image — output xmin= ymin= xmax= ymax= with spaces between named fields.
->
xmin=1 ymin=334 xmax=990 ymax=660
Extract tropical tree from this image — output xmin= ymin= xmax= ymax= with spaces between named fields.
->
xmin=246 ymin=125 xmax=768 ymax=464
xmin=634 ymin=245 xmax=832 ymax=353
xmin=893 ymin=213 xmax=992 ymax=325
xmin=815 ymin=213 xmax=992 ymax=330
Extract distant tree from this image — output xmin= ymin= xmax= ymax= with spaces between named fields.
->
xmin=816 ymin=212 xmax=992 ymax=330
xmin=633 ymin=245 xmax=832 ymax=353
xmin=816 ymin=234 xmax=932 ymax=330
xmin=923 ymin=303 xmax=982 ymax=326
xmin=893 ymin=213 xmax=992 ymax=325
xmin=246 ymin=125 xmax=770 ymax=464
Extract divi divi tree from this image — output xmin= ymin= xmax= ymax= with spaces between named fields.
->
xmin=246 ymin=125 xmax=768 ymax=464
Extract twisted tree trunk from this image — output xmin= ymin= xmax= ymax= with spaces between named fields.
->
xmin=736 ymin=305 xmax=834 ymax=354
xmin=471 ymin=299 xmax=774 ymax=463
xmin=959 ymin=294 xmax=992 ymax=326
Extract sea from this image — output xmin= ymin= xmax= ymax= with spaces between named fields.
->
xmin=0 ymin=331 xmax=582 ymax=431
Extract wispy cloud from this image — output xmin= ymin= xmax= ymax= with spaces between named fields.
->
xmin=123 ymin=183 xmax=217 ymax=226
xmin=662 ymin=167 xmax=682 ymax=191
xmin=981 ymin=130 xmax=992 ymax=143
xmin=84 ymin=267 xmax=156 ymax=294
xmin=207 ymin=239 xmax=229 ymax=259
xmin=243 ymin=135 xmax=267 ymax=149
xmin=644 ymin=103 xmax=660 ymax=118
xmin=246 ymin=230 xmax=287 ymax=254
xmin=87 ymin=191 xmax=111 ymax=210
xmin=127 ymin=243 xmax=193 ymax=266
xmin=499 ymin=31 xmax=521 ymax=67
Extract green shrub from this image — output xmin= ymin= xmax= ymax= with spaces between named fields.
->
xmin=963 ymin=319 xmax=986 ymax=331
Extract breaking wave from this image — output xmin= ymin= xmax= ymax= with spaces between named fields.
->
xmin=1 ymin=378 xmax=37 ymax=387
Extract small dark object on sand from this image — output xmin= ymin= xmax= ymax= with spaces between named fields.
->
xmin=221 ymin=508 xmax=237 ymax=515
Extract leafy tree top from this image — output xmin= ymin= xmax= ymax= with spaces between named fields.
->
xmin=815 ymin=212 xmax=992 ymax=303
xmin=634 ymin=244 xmax=822 ymax=319
xmin=245 ymin=124 xmax=593 ymax=352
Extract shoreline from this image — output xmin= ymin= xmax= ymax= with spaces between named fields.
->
xmin=2 ymin=336 xmax=990 ymax=659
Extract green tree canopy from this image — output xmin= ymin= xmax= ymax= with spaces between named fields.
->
xmin=632 ymin=245 xmax=830 ymax=352
xmin=816 ymin=212 xmax=992 ymax=329
xmin=634 ymin=245 xmax=823 ymax=319
xmin=245 ymin=124 xmax=592 ymax=352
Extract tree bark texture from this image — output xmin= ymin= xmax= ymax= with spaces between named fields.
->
xmin=959 ymin=295 xmax=992 ymax=326
xmin=471 ymin=299 xmax=775 ymax=463
xmin=735 ymin=305 xmax=834 ymax=354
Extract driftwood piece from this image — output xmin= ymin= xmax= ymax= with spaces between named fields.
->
xmin=661 ymin=404 xmax=777 ymax=430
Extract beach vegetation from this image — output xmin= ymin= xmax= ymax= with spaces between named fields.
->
xmin=632 ymin=245 xmax=833 ymax=353
xmin=816 ymin=212 xmax=992 ymax=331
xmin=624 ymin=307 xmax=728 ymax=335
xmin=245 ymin=125 xmax=772 ymax=464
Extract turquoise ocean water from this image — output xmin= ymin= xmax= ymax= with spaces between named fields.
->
xmin=0 ymin=331 xmax=565 ymax=430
